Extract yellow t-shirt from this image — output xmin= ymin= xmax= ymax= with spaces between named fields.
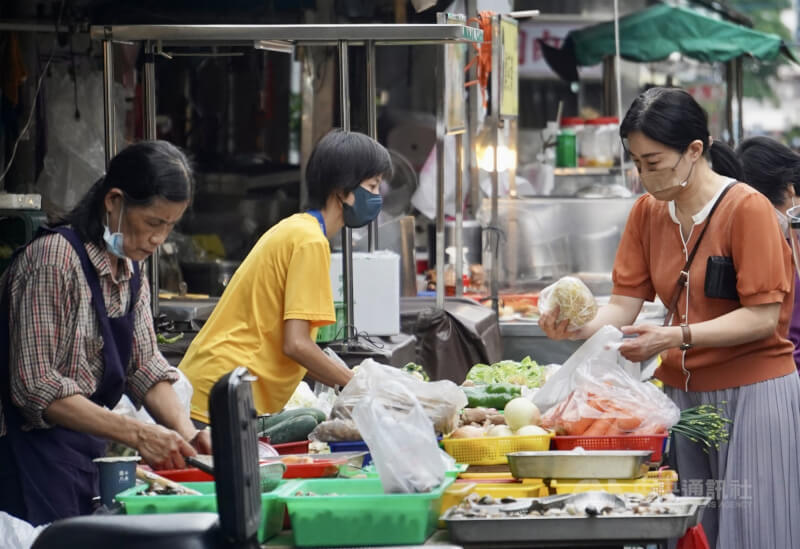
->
xmin=180 ymin=213 xmax=335 ymax=421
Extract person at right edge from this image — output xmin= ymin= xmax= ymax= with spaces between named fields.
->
xmin=737 ymin=136 xmax=800 ymax=371
xmin=539 ymin=87 xmax=800 ymax=548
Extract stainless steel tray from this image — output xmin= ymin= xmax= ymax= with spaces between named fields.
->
xmin=442 ymin=504 xmax=702 ymax=545
xmin=507 ymin=450 xmax=652 ymax=479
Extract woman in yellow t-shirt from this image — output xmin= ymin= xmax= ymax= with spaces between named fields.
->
xmin=180 ymin=130 xmax=392 ymax=421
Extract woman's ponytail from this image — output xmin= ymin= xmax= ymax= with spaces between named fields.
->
xmin=709 ymin=140 xmax=743 ymax=181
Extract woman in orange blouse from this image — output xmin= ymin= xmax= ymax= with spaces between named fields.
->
xmin=540 ymin=88 xmax=800 ymax=548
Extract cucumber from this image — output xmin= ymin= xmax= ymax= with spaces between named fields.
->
xmin=258 ymin=407 xmax=326 ymax=432
xmin=261 ymin=414 xmax=320 ymax=444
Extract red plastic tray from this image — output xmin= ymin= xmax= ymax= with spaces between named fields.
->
xmin=282 ymin=460 xmax=342 ymax=479
xmin=552 ymin=434 xmax=668 ymax=462
xmin=156 ymin=468 xmax=214 ymax=482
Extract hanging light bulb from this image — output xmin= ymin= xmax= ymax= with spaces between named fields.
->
xmin=475 ymin=125 xmax=517 ymax=173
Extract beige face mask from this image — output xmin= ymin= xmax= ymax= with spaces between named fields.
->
xmin=639 ymin=153 xmax=695 ymax=197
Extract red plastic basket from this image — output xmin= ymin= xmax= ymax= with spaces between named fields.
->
xmin=264 ymin=439 xmax=310 ymax=455
xmin=552 ymin=434 xmax=668 ymax=462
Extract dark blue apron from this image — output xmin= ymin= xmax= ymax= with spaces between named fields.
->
xmin=0 ymin=226 xmax=140 ymax=526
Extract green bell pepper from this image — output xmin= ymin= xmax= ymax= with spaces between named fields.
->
xmin=462 ymin=384 xmax=521 ymax=409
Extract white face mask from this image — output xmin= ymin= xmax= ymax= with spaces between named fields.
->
xmin=103 ymin=204 xmax=127 ymax=259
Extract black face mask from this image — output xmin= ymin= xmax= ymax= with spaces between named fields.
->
xmin=343 ymin=186 xmax=383 ymax=228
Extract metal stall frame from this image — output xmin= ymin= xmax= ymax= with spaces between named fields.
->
xmin=90 ymin=23 xmax=482 ymax=340
xmin=485 ymin=14 xmax=521 ymax=317
xmin=434 ymin=13 xmax=470 ymax=307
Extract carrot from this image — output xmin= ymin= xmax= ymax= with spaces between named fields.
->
xmin=605 ymin=421 xmax=627 ymax=436
xmin=582 ymin=418 xmax=613 ymax=436
xmin=563 ymin=417 xmax=595 ymax=436
xmin=616 ymin=416 xmax=643 ymax=431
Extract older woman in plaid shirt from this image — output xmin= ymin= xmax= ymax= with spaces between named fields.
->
xmin=0 ymin=140 xmax=210 ymax=526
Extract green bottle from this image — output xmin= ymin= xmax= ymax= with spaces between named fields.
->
xmin=556 ymin=129 xmax=577 ymax=168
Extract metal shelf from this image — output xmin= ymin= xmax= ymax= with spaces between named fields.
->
xmin=90 ymin=24 xmax=483 ymax=46
xmin=554 ymin=167 xmax=621 ymax=176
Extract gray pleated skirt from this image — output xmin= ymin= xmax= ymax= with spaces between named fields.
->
xmin=665 ymin=372 xmax=800 ymax=549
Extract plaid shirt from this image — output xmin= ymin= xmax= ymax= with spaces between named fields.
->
xmin=1 ymin=231 xmax=177 ymax=435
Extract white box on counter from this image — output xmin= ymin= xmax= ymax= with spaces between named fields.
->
xmin=329 ymin=251 xmax=400 ymax=336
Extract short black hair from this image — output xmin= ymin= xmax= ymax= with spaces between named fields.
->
xmin=620 ymin=87 xmax=742 ymax=181
xmin=737 ymin=136 xmax=800 ymax=206
xmin=305 ymin=129 xmax=393 ymax=210
xmin=61 ymin=140 xmax=194 ymax=246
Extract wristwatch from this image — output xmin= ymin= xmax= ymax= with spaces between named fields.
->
xmin=680 ymin=324 xmax=693 ymax=351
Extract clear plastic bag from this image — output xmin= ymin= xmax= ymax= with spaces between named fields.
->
xmin=538 ymin=276 xmax=598 ymax=331
xmin=308 ymin=418 xmax=362 ymax=442
xmin=331 ymin=359 xmax=467 ymax=435
xmin=533 ymin=326 xmax=623 ymax=414
xmin=538 ymin=330 xmax=680 ymax=436
xmin=351 ymin=380 xmax=446 ymax=493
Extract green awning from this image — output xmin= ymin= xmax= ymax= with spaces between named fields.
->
xmin=541 ymin=3 xmax=798 ymax=81
xmin=571 ymin=3 xmax=797 ymax=66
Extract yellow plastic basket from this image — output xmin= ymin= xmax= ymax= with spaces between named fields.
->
xmin=646 ymin=469 xmax=678 ymax=495
xmin=438 ymin=481 xmax=549 ymax=527
xmin=550 ymin=478 xmax=662 ymax=496
xmin=472 ymin=482 xmax=548 ymax=499
xmin=442 ymin=434 xmax=553 ymax=466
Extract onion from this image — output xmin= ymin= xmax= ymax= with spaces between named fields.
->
xmin=504 ymin=398 xmax=541 ymax=430
xmin=450 ymin=425 xmax=485 ymax=439
xmin=515 ymin=425 xmax=549 ymax=437
xmin=486 ymin=425 xmax=514 ymax=437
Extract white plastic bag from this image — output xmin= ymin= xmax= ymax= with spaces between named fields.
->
xmin=540 ymin=354 xmax=680 ymax=435
xmin=331 ymin=359 xmax=467 ymax=435
xmin=533 ymin=325 xmax=622 ymax=414
xmin=0 ymin=512 xmax=47 ymax=549
xmin=352 ymin=380 xmax=446 ymax=493
xmin=538 ymin=276 xmax=598 ymax=331
xmin=112 ymin=367 xmax=193 ymax=423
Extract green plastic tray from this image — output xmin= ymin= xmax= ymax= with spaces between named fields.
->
xmin=277 ymin=477 xmax=455 ymax=547
xmin=345 ymin=463 xmax=467 ymax=479
xmin=115 ymin=481 xmax=284 ymax=543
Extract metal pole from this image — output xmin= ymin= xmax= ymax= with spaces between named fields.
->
xmin=735 ymin=56 xmax=744 ymax=145
xmin=339 ymin=40 xmax=356 ymax=342
xmin=466 ymin=0 xmax=480 ymax=218
xmin=102 ymin=40 xmax=116 ymax=167
xmin=435 ymin=40 xmax=447 ymax=309
xmin=143 ymin=42 xmax=160 ymax=319
xmin=366 ymin=40 xmax=378 ymax=252
xmin=489 ymin=16 xmax=500 ymax=317
xmin=725 ymin=60 xmax=734 ymax=144
xmin=455 ymin=132 xmax=464 ymax=297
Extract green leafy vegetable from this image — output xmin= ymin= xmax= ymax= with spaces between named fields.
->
xmin=402 ymin=362 xmax=430 ymax=381
xmin=157 ymin=332 xmax=184 ymax=345
xmin=466 ymin=356 xmax=545 ymax=388
xmin=671 ymin=404 xmax=732 ymax=454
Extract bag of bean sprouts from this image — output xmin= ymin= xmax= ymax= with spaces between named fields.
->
xmin=539 ymin=276 xmax=598 ymax=331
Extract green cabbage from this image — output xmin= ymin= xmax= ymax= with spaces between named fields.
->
xmin=466 ymin=356 xmax=545 ymax=388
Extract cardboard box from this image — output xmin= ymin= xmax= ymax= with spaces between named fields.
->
xmin=330 ymin=251 xmax=400 ymax=336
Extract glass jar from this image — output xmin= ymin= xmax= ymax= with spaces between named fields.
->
xmin=584 ymin=117 xmax=620 ymax=167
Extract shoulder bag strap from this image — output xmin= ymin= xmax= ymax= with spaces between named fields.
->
xmin=663 ymin=182 xmax=738 ymax=327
